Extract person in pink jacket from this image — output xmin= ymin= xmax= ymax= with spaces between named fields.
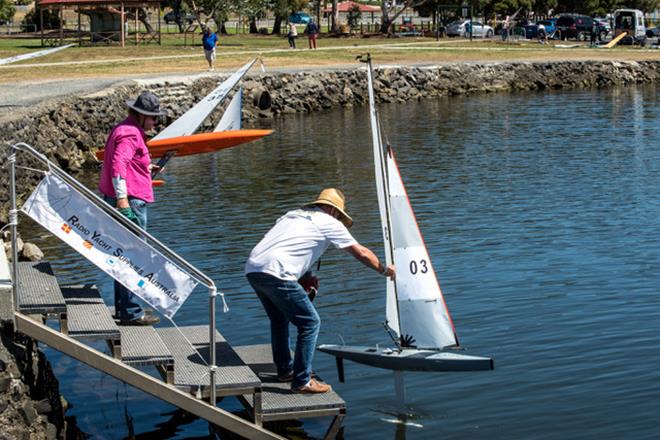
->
xmin=99 ymin=91 xmax=167 ymax=326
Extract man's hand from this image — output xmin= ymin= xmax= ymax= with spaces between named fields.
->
xmin=383 ymin=264 xmax=396 ymax=281
xmin=116 ymin=198 xmax=130 ymax=209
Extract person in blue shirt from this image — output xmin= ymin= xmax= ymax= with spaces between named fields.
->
xmin=202 ymin=26 xmax=218 ymax=71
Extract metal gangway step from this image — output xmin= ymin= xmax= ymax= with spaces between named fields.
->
xmin=234 ymin=344 xmax=345 ymax=439
xmin=17 ymin=261 xmax=66 ymax=315
xmin=60 ymin=284 xmax=120 ymax=340
xmin=155 ymin=326 xmax=263 ymax=410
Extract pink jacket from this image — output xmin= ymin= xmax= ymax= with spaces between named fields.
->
xmin=99 ymin=116 xmax=154 ymax=203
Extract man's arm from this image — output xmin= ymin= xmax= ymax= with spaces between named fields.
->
xmin=344 ymin=243 xmax=395 ymax=280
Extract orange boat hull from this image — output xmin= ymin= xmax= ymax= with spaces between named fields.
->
xmin=95 ymin=129 xmax=273 ymax=161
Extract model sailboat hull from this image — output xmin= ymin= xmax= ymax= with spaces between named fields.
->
xmin=318 ymin=344 xmax=493 ymax=372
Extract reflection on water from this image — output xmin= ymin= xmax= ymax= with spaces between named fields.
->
xmin=23 ymin=85 xmax=660 ymax=439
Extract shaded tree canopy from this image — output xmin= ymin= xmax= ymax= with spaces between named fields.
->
xmin=0 ymin=0 xmax=16 ymax=23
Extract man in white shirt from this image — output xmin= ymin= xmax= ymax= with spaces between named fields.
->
xmin=246 ymin=188 xmax=395 ymax=393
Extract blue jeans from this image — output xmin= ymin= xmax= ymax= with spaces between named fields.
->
xmin=247 ymin=272 xmax=320 ymax=388
xmin=104 ymin=195 xmax=148 ymax=322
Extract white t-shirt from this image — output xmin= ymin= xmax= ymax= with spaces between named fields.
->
xmin=245 ymin=207 xmax=358 ymax=281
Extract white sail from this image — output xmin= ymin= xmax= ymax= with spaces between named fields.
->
xmin=366 ymin=61 xmax=399 ymax=338
xmin=366 ymin=58 xmax=458 ymax=350
xmin=386 ymin=149 xmax=458 ymax=349
xmin=153 ymin=59 xmax=256 ymax=140
xmin=214 ymin=88 xmax=242 ymax=132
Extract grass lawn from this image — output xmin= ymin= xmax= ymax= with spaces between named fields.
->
xmin=0 ymin=33 xmax=658 ymax=84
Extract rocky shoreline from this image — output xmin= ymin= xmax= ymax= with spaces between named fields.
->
xmin=0 ymin=59 xmax=658 ymax=438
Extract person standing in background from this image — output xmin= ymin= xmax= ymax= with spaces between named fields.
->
xmin=287 ymin=22 xmax=298 ymax=49
xmin=202 ymin=26 xmax=218 ymax=71
xmin=305 ymin=19 xmax=319 ymax=49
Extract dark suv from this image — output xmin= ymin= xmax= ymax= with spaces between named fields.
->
xmin=556 ymin=14 xmax=594 ymax=40
xmin=164 ymin=11 xmax=196 ymax=25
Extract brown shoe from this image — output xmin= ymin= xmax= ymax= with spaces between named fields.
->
xmin=292 ymin=379 xmax=331 ymax=394
xmin=121 ymin=314 xmax=160 ymax=326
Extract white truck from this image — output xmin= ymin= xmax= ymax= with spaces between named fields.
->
xmin=613 ymin=9 xmax=647 ymax=45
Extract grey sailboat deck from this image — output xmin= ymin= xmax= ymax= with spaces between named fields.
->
xmin=155 ymin=326 xmax=261 ymax=394
xmin=234 ymin=344 xmax=346 ymax=419
xmin=17 ymin=261 xmax=66 ymax=314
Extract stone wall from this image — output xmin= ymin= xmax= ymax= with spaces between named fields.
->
xmin=0 ymin=60 xmax=659 ymax=223
xmin=0 ymin=323 xmax=73 ymax=439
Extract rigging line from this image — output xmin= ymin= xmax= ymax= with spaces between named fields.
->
xmin=165 ymin=316 xmax=209 ymax=367
xmin=15 ymin=165 xmax=48 ymax=174
xmin=383 ymin=321 xmax=402 ymax=350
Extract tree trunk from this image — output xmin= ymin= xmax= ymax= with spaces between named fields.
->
xmin=214 ymin=14 xmax=228 ymax=34
xmin=379 ymin=0 xmax=390 ymax=34
xmin=137 ymin=8 xmax=154 ymax=33
xmin=331 ymin=0 xmax=338 ymax=33
xmin=249 ymin=15 xmax=258 ymax=33
xmin=272 ymin=16 xmax=283 ymax=34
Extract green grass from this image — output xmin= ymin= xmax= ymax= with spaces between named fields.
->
xmin=0 ymin=33 xmax=657 ymax=84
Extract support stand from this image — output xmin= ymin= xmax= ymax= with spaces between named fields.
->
xmin=393 ymin=370 xmax=405 ymax=410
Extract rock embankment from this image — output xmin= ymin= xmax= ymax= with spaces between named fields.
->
xmin=0 ymin=322 xmax=72 ymax=439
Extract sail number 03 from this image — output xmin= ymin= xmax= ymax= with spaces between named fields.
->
xmin=409 ymin=259 xmax=428 ymax=275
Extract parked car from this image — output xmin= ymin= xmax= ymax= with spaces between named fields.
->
xmin=399 ymin=17 xmax=423 ymax=36
xmin=446 ymin=20 xmax=494 ymax=38
xmin=288 ymin=12 xmax=312 ymax=24
xmin=646 ymin=25 xmax=660 ymax=38
xmin=164 ymin=11 xmax=196 ymax=25
xmin=524 ymin=20 xmax=557 ymax=39
xmin=593 ymin=18 xmax=611 ymax=40
xmin=556 ymin=14 xmax=594 ymax=40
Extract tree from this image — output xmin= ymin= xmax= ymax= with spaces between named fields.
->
xmin=331 ymin=0 xmax=339 ymax=33
xmin=22 ymin=8 xmax=60 ymax=31
xmin=0 ymin=0 xmax=16 ymax=24
xmin=347 ymin=4 xmax=361 ymax=29
xmin=380 ymin=0 xmax=429 ymax=34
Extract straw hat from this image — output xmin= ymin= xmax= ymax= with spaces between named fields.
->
xmin=305 ymin=188 xmax=353 ymax=228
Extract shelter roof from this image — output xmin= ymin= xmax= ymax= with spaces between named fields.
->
xmin=322 ymin=1 xmax=381 ymax=13
xmin=39 ymin=0 xmax=158 ymax=6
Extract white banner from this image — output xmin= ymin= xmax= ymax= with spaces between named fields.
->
xmin=21 ymin=173 xmax=198 ymax=318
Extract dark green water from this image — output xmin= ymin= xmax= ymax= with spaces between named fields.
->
xmin=26 ymin=84 xmax=660 ymax=439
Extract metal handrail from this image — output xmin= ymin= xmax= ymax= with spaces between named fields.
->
xmin=9 ymin=142 xmax=219 ymax=403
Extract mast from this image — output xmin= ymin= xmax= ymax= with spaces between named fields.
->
xmin=363 ymin=54 xmax=401 ymax=338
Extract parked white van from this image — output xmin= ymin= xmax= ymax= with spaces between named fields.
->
xmin=613 ymin=9 xmax=647 ymax=45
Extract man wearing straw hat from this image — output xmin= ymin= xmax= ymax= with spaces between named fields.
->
xmin=246 ymin=188 xmax=395 ymax=394
xmin=99 ymin=91 xmax=167 ymax=326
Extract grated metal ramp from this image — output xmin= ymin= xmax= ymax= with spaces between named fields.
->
xmin=60 ymin=284 xmax=120 ymax=341
xmin=119 ymin=326 xmax=174 ymax=367
xmin=17 ymin=261 xmax=66 ymax=315
xmin=234 ymin=344 xmax=346 ymax=418
xmin=155 ymin=326 xmax=261 ymax=394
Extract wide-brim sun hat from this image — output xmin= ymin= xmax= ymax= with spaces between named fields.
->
xmin=125 ymin=91 xmax=168 ymax=117
xmin=305 ymin=188 xmax=353 ymax=228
